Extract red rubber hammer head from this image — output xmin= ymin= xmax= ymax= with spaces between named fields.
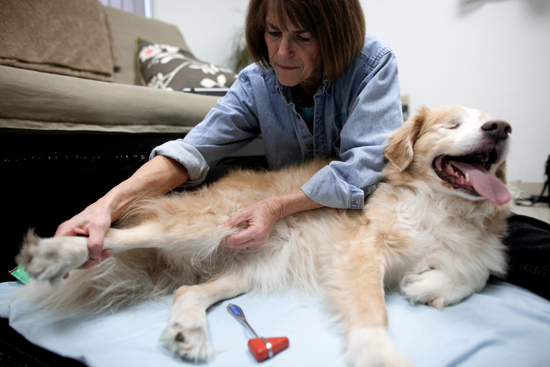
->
xmin=248 ymin=337 xmax=289 ymax=362
xmin=227 ymin=304 xmax=290 ymax=362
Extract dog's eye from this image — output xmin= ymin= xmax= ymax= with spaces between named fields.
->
xmin=446 ymin=122 xmax=460 ymax=130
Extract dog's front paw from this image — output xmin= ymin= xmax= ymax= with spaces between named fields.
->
xmin=345 ymin=327 xmax=415 ymax=367
xmin=401 ymin=269 xmax=479 ymax=310
xmin=160 ymin=309 xmax=213 ymax=362
xmin=16 ymin=229 xmax=89 ymax=288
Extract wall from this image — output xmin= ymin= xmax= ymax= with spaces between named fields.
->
xmin=362 ymin=0 xmax=550 ymax=187
xmin=152 ymin=0 xmax=249 ymax=69
xmin=153 ymin=0 xmax=550 ymax=185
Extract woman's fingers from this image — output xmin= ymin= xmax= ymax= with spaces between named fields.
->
xmin=77 ymin=249 xmax=113 ymax=269
xmin=219 ymin=226 xmax=268 ymax=248
xmin=219 ymin=200 xmax=279 ymax=248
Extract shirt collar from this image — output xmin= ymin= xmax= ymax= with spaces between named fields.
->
xmin=274 ymin=73 xmax=330 ymax=106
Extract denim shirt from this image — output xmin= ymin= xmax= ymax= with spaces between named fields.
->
xmin=150 ymin=33 xmax=403 ymax=209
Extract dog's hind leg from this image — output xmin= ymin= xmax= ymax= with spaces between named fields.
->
xmin=330 ymin=244 xmax=415 ymax=367
xmin=19 ymin=225 xmax=134 ymax=286
xmin=160 ymin=272 xmax=250 ymax=362
xmin=18 ymin=221 xmax=195 ymax=287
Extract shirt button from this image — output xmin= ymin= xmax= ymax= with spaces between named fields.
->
xmin=307 ymin=145 xmax=313 ymax=150
xmin=296 ymin=114 xmax=300 ymax=119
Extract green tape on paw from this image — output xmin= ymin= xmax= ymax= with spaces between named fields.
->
xmin=9 ymin=265 xmax=31 ymax=284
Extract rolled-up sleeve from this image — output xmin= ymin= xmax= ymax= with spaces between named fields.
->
xmin=150 ymin=73 xmax=261 ymax=186
xmin=301 ymin=46 xmax=403 ymax=209
xmin=149 ymin=140 xmax=210 ymax=185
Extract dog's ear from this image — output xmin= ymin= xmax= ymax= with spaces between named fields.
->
xmin=384 ymin=108 xmax=426 ymax=171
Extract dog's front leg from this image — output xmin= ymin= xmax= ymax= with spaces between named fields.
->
xmin=331 ymin=246 xmax=415 ymax=367
xmin=401 ymin=264 xmax=491 ymax=310
xmin=161 ymin=273 xmax=250 ymax=363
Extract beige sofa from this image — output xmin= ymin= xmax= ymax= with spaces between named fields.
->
xmin=0 ymin=7 xmax=220 ymax=135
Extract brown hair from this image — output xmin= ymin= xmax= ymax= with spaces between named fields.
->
xmin=245 ymin=0 xmax=366 ymax=83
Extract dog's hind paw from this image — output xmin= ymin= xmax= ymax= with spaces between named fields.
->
xmin=17 ymin=229 xmax=89 ymax=287
xmin=160 ymin=315 xmax=213 ymax=362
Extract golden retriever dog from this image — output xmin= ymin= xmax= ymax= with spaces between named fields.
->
xmin=16 ymin=105 xmax=512 ymax=367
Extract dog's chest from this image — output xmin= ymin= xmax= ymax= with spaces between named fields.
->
xmin=392 ymin=193 xmax=488 ymax=257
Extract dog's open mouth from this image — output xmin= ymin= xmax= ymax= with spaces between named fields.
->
xmin=433 ymin=148 xmax=510 ymax=205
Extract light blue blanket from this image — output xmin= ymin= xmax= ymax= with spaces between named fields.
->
xmin=1 ymin=280 xmax=549 ymax=367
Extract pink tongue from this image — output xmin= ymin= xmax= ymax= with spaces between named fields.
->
xmin=451 ymin=161 xmax=511 ymax=205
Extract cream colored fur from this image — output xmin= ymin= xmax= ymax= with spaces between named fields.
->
xmin=16 ymin=106 xmax=511 ymax=367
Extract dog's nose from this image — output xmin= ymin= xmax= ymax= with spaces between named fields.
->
xmin=482 ymin=120 xmax=512 ymax=140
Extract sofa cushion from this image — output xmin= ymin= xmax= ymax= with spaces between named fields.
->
xmin=137 ymin=38 xmax=237 ymax=91
xmin=0 ymin=65 xmax=219 ymax=134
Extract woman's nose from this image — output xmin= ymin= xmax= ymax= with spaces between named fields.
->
xmin=278 ymin=37 xmax=294 ymax=58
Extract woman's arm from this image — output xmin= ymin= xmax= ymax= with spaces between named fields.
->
xmin=218 ymin=189 xmax=324 ymax=249
xmin=55 ymin=155 xmax=189 ymax=267
xmin=301 ymin=38 xmax=403 ymax=210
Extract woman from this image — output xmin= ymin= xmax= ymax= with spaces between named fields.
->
xmin=56 ymin=0 xmax=403 ymax=269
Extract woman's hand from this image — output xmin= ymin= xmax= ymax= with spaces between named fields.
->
xmin=218 ymin=189 xmax=324 ymax=249
xmin=54 ymin=155 xmax=190 ymax=275
xmin=55 ymin=200 xmax=114 ymax=270
xmin=218 ymin=198 xmax=283 ymax=249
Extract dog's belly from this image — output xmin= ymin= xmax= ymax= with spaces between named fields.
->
xmin=230 ymin=210 xmax=350 ymax=294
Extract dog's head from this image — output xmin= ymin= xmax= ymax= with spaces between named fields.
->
xmin=384 ymin=105 xmax=511 ymax=205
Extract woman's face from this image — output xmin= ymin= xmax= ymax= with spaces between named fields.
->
xmin=264 ymin=8 xmax=323 ymax=89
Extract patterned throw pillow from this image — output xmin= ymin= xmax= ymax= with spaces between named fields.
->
xmin=136 ymin=38 xmax=237 ymax=91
